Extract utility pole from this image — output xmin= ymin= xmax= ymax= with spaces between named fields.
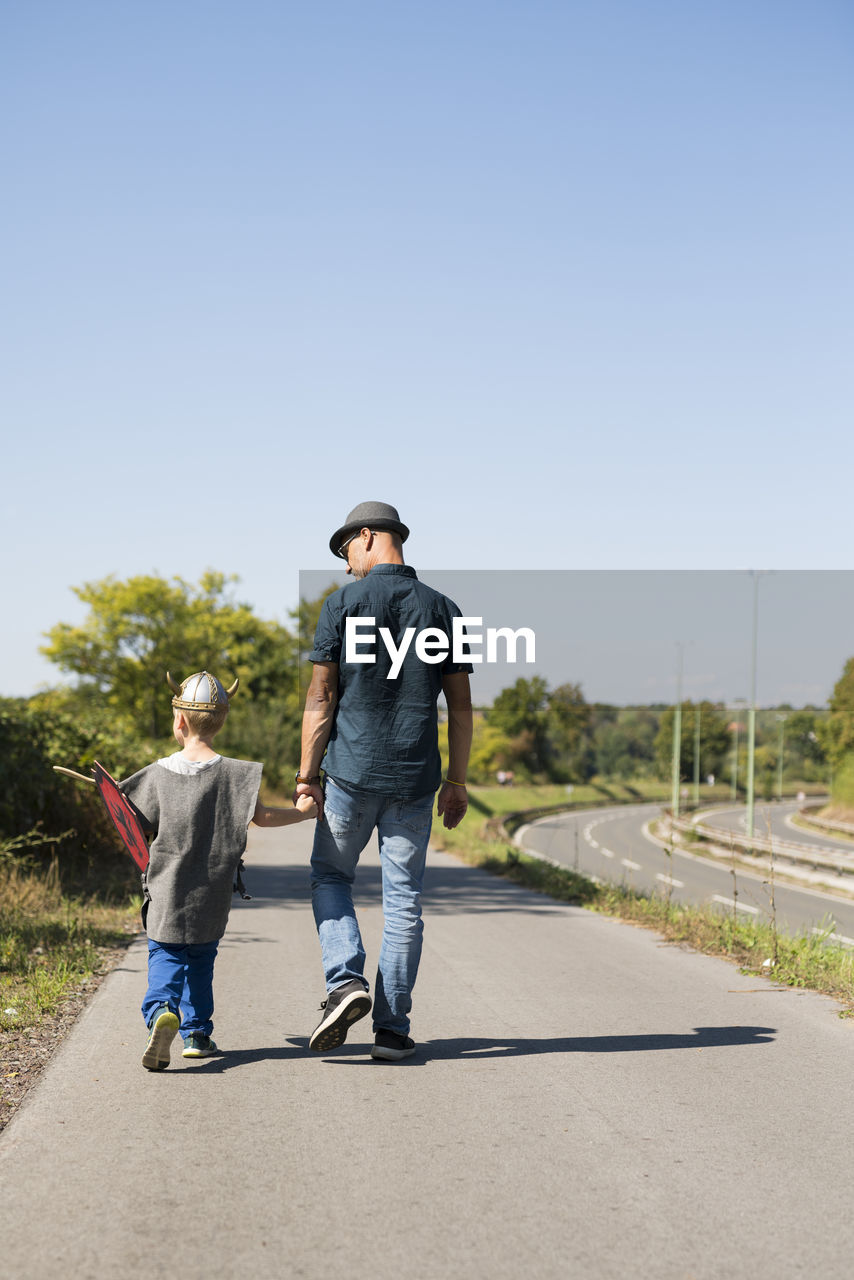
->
xmin=671 ymin=643 xmax=684 ymax=818
xmin=730 ymin=697 xmax=745 ymax=801
xmin=693 ymin=703 xmax=701 ymax=808
xmin=746 ymin=571 xmax=766 ymax=840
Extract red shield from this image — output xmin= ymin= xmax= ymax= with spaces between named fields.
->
xmin=93 ymin=761 xmax=150 ymax=872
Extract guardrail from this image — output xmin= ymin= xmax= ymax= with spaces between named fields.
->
xmin=669 ymin=810 xmax=854 ymax=880
xmin=490 ymin=796 xmax=652 ymax=841
xmin=493 ymin=796 xmax=854 ymax=883
xmin=797 ymin=804 xmax=854 ymax=837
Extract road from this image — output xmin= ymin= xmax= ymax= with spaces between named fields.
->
xmin=518 ymin=803 xmax=854 ymax=945
xmin=699 ymin=798 xmax=854 ymax=854
xmin=2 ymin=820 xmax=854 ymax=1279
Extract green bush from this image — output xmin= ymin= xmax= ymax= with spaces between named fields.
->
xmin=0 ymin=699 xmax=140 ymax=887
xmin=832 ymin=754 xmax=854 ymax=809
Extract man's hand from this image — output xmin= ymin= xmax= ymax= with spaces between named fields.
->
xmin=437 ymin=780 xmax=468 ymax=829
xmin=295 ymin=793 xmax=318 ymax=819
xmin=293 ymin=781 xmax=324 ymax=822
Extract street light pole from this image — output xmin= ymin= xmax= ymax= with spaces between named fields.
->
xmin=671 ymin=643 xmax=684 ymax=818
xmin=693 ymin=702 xmax=701 ymax=808
xmin=730 ymin=701 xmax=743 ymax=802
xmin=746 ymin=571 xmax=764 ymax=840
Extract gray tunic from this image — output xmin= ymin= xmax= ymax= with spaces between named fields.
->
xmin=121 ymin=757 xmax=263 ymax=945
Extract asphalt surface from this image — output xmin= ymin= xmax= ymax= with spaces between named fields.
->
xmin=519 ymin=803 xmax=854 ymax=944
xmin=2 ymin=820 xmax=854 ymax=1279
xmin=699 ymin=798 xmax=853 ymax=853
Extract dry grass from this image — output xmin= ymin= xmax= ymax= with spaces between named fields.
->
xmin=1 ymin=861 xmax=138 ymax=1031
xmin=0 ymin=860 xmax=139 ymax=1128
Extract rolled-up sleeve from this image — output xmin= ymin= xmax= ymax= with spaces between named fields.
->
xmin=442 ymin=602 xmax=475 ymax=676
xmin=309 ymin=597 xmax=343 ymax=663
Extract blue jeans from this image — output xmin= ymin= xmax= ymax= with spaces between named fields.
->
xmin=142 ymin=938 xmax=219 ymax=1039
xmin=310 ymin=777 xmax=434 ymax=1037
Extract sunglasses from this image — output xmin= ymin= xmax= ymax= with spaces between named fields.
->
xmin=338 ymin=532 xmax=360 ymax=559
xmin=338 ymin=529 xmax=383 ymax=559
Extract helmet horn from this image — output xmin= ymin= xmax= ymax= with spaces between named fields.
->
xmin=166 ymin=671 xmax=183 ymax=696
xmin=226 ymin=676 xmax=239 ymax=698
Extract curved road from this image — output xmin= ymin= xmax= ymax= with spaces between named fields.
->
xmin=699 ymin=799 xmax=854 ymax=855
xmin=517 ymin=803 xmax=854 ymax=945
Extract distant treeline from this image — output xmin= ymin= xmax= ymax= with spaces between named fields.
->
xmin=452 ymin=675 xmax=828 ymax=792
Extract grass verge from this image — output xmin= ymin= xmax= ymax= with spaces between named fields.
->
xmin=790 ymin=812 xmax=854 ymax=844
xmin=433 ymin=786 xmax=854 ymax=1018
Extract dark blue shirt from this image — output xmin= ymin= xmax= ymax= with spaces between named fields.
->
xmin=309 ymin=565 xmax=472 ymax=796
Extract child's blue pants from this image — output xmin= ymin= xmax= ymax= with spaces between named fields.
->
xmin=142 ymin=938 xmax=219 ymax=1038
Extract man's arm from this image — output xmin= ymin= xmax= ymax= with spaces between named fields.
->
xmin=437 ymin=671 xmax=473 ymax=829
xmin=292 ymin=661 xmax=339 ymax=820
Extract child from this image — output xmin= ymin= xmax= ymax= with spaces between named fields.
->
xmin=120 ymin=669 xmax=316 ymax=1071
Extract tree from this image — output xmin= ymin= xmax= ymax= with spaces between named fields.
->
xmin=488 ymin=677 xmax=549 ymax=737
xmin=483 ymin=677 xmax=551 ymax=777
xmin=594 ymin=724 xmax=637 ymax=780
xmin=546 ymin=683 xmax=594 ymax=780
xmin=817 ymin=659 xmax=854 ymax=773
xmin=0 ymin=695 xmax=142 ymax=878
xmin=594 ymin=707 xmax=660 ymax=780
xmin=41 ymin=572 xmax=298 ymax=740
xmin=816 ymin=659 xmax=854 ymax=807
xmin=483 ymin=677 xmax=594 ymax=780
xmin=441 ymin=717 xmax=510 ymax=785
xmin=654 ymin=701 xmax=731 ymax=782
xmin=783 ymin=708 xmax=826 ymax=781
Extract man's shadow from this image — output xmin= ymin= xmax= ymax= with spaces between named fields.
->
xmin=418 ymin=1025 xmax=777 ymax=1060
xmin=183 ymin=1025 xmax=776 ymax=1071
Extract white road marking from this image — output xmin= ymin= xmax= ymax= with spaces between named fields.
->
xmin=642 ymin=820 xmax=668 ymax=848
xmin=656 ymin=873 xmax=684 ymax=888
xmin=621 ymin=858 xmax=641 ymax=871
xmin=589 ymin=840 xmax=599 ymax=849
xmin=528 ymin=806 xmax=854 ymax=924
xmin=712 ymin=894 xmax=759 ymax=915
xmin=600 ymin=847 xmax=614 ymax=859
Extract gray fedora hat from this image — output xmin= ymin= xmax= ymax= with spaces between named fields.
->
xmin=329 ymin=501 xmax=410 ymax=559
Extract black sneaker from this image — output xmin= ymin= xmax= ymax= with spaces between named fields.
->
xmin=371 ymin=1029 xmax=416 ymax=1061
xmin=309 ymin=980 xmax=372 ymax=1052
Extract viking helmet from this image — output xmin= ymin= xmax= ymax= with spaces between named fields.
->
xmin=166 ymin=670 xmax=239 ymax=711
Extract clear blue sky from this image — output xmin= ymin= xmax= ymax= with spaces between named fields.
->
xmin=3 ymin=2 xmax=852 ymax=698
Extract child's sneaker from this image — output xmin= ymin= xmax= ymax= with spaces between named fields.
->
xmin=142 ymin=1005 xmax=180 ymax=1071
xmin=182 ymin=1034 xmax=220 ymax=1058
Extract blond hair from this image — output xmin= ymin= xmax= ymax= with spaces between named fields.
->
xmin=181 ymin=703 xmax=229 ymax=738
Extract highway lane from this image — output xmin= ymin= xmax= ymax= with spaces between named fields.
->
xmin=517 ymin=803 xmax=854 ymax=946
xmin=698 ymin=798 xmax=854 ymax=855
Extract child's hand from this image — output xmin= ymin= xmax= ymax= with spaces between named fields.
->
xmin=296 ymin=793 xmax=318 ymax=819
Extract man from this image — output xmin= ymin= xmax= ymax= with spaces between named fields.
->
xmin=294 ymin=501 xmax=473 ymax=1061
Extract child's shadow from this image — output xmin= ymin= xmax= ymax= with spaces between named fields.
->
xmin=182 ymin=1044 xmax=305 ymax=1074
